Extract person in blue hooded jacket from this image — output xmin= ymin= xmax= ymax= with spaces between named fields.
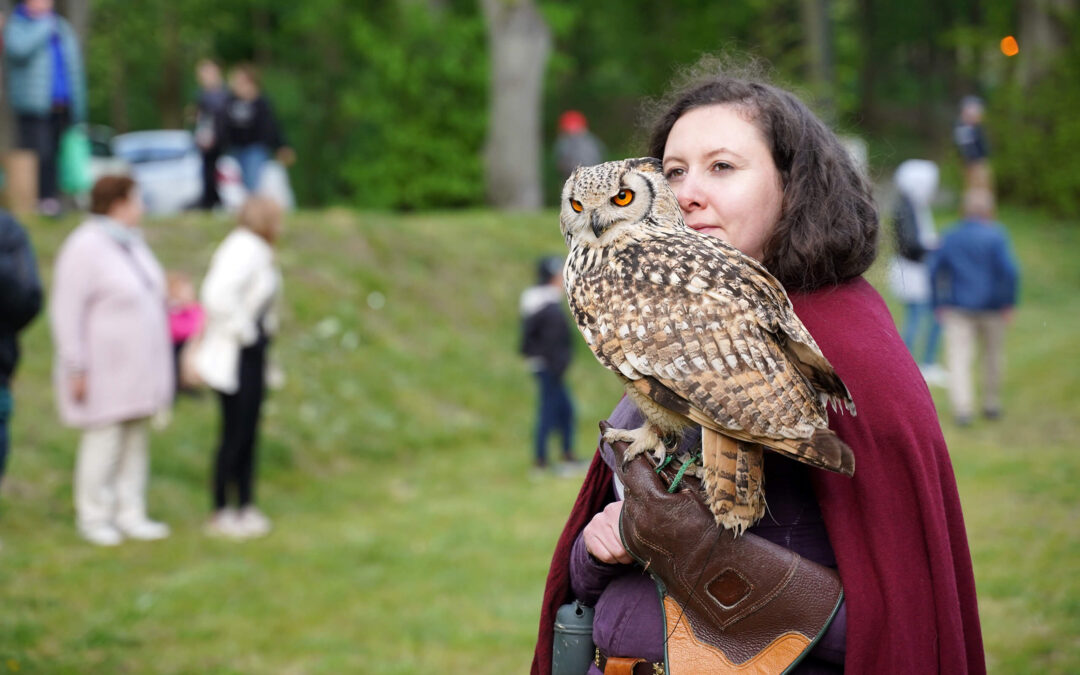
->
xmin=3 ymin=0 xmax=87 ymax=216
xmin=930 ymin=187 xmax=1019 ymax=426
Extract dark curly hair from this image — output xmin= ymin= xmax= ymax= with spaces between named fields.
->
xmin=645 ymin=57 xmax=878 ymax=292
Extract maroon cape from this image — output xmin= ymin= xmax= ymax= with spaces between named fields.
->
xmin=531 ymin=278 xmax=985 ymax=674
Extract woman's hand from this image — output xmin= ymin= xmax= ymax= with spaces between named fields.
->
xmin=70 ymin=373 xmax=87 ymax=403
xmin=582 ymin=501 xmax=633 ymax=564
xmin=275 ymin=147 xmax=296 ymax=167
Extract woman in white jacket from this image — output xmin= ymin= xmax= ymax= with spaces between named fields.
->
xmin=195 ymin=196 xmax=282 ymax=538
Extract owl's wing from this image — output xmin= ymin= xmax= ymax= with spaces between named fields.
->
xmin=595 ymin=234 xmax=851 ymax=443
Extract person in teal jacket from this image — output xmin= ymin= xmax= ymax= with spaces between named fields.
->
xmin=3 ymin=0 xmax=87 ymax=216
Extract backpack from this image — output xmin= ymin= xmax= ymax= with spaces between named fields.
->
xmin=892 ymin=194 xmax=926 ymax=262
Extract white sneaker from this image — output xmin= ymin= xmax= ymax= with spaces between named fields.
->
xmin=235 ymin=506 xmax=272 ymax=538
xmin=80 ymin=523 xmax=124 ymax=547
xmin=204 ymin=508 xmax=244 ymax=538
xmin=117 ymin=518 xmax=171 ymax=541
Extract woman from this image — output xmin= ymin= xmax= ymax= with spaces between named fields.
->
xmin=221 ymin=63 xmax=294 ymax=193
xmin=887 ymin=159 xmax=946 ymax=384
xmin=50 ymin=175 xmax=173 ymax=546
xmin=533 ymin=60 xmax=985 ymax=674
xmin=195 ymin=196 xmax=283 ymax=539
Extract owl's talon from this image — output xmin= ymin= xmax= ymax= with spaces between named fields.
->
xmin=604 ymin=424 xmax=669 ymax=466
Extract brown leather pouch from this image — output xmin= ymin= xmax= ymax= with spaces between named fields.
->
xmin=604 ymin=422 xmax=843 ymax=674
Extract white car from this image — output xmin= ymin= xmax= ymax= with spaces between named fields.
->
xmin=106 ymin=129 xmax=291 ymax=214
xmin=110 ymin=130 xmax=204 ymax=215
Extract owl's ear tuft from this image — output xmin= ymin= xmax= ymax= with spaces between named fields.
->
xmin=626 ymin=157 xmax=663 ymax=174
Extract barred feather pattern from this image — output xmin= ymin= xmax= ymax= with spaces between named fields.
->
xmin=560 ymin=158 xmax=856 ymax=531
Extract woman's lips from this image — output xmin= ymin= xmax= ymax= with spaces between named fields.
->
xmin=688 ymin=223 xmax=725 ymax=238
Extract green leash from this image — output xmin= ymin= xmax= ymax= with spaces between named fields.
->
xmin=656 ymin=451 xmax=702 ymax=493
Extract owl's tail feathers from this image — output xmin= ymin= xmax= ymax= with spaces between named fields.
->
xmin=702 ymin=429 xmax=765 ymax=534
xmin=787 ymin=429 xmax=855 ymax=477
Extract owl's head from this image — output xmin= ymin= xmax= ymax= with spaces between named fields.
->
xmin=559 ymin=157 xmax=684 ymax=249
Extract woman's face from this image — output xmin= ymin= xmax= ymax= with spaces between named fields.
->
xmin=661 ymin=103 xmax=784 ymax=261
xmin=111 ymin=188 xmax=144 ymax=227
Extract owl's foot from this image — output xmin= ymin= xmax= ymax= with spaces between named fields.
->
xmin=604 ymin=424 xmax=671 ymax=468
xmin=705 ymin=495 xmax=766 ymax=536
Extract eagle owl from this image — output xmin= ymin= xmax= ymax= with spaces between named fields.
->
xmin=560 ymin=157 xmax=855 ymax=533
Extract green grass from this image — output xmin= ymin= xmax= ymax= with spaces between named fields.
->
xmin=1 ymin=204 xmax=1076 ymax=673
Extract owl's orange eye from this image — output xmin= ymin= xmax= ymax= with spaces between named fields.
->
xmin=570 ymin=199 xmax=584 ymax=213
xmin=611 ymin=189 xmax=635 ymax=207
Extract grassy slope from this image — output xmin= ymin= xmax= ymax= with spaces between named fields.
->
xmin=0 ymin=205 xmax=1075 ymax=673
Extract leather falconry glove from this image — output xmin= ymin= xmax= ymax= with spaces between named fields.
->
xmin=604 ymin=421 xmax=843 ymax=675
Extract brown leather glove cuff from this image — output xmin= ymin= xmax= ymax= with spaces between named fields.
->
xmin=605 ymin=422 xmax=843 ymax=673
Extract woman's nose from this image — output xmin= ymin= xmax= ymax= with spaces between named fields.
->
xmin=675 ymin=175 xmax=705 ymax=212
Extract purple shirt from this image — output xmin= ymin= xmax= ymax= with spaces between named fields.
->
xmin=569 ymin=397 xmax=846 ymax=672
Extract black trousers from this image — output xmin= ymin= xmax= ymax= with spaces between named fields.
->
xmin=16 ymin=108 xmax=70 ymax=201
xmin=199 ymin=149 xmax=221 ymax=209
xmin=212 ymin=337 xmax=268 ymax=509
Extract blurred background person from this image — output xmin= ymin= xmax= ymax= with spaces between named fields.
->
xmin=221 ymin=63 xmax=294 ymax=194
xmin=887 ymin=159 xmax=946 ymax=386
xmin=193 ymin=58 xmax=228 ymax=210
xmin=0 ymin=208 xmax=43 ymax=497
xmin=195 ymin=196 xmax=283 ymax=539
xmin=49 ymin=176 xmax=173 ymax=546
xmin=553 ymin=110 xmax=605 ymax=180
xmin=166 ymin=271 xmax=205 ymax=395
xmin=953 ymin=95 xmax=992 ymax=193
xmin=519 ymin=255 xmax=579 ymax=475
xmin=931 ymin=188 xmax=1019 ymax=427
xmin=2 ymin=0 xmax=86 ymax=217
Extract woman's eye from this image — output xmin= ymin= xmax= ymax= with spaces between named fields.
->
xmin=711 ymin=161 xmax=733 ymax=172
xmin=664 ymin=167 xmax=684 ymax=180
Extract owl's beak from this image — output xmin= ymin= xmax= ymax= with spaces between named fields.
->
xmin=590 ymin=212 xmax=607 ymax=239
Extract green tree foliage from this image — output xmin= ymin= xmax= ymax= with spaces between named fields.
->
xmin=82 ymin=0 xmax=1078 ymax=213
xmin=86 ymin=0 xmax=487 ymax=209
xmin=990 ymin=15 xmax=1080 ymax=218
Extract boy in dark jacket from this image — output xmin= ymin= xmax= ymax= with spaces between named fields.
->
xmin=0 ymin=209 xmax=43 ymax=485
xmin=519 ymin=256 xmax=578 ymax=472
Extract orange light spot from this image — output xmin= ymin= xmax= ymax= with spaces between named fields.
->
xmin=1001 ymin=36 xmax=1019 ymax=57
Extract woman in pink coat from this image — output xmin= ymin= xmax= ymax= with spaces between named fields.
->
xmin=50 ymin=175 xmax=173 ymax=546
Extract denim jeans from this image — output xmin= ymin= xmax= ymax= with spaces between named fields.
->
xmin=534 ymin=369 xmax=574 ymax=466
xmin=0 ymin=386 xmax=12 ymax=485
xmin=902 ymin=301 xmax=942 ymax=366
xmin=232 ymin=143 xmax=271 ymax=192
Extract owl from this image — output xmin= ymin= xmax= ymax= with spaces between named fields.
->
xmin=560 ymin=157 xmax=856 ymax=533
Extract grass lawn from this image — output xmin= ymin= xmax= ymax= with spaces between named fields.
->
xmin=0 ymin=203 xmax=1076 ymax=673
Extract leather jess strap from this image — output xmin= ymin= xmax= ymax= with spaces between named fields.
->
xmin=595 ymin=648 xmax=664 ymax=675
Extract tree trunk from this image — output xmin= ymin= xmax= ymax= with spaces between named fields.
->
xmin=800 ymin=0 xmax=834 ymax=123
xmin=1018 ymin=0 xmax=1076 ymax=86
xmin=59 ymin=0 xmax=90 ymax=45
xmin=157 ymin=3 xmax=183 ymax=128
xmin=855 ymin=0 xmax=880 ymax=133
xmin=110 ymin=61 xmax=129 ymax=133
xmin=480 ymin=0 xmax=550 ymax=210
xmin=253 ymin=7 xmax=272 ymax=68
